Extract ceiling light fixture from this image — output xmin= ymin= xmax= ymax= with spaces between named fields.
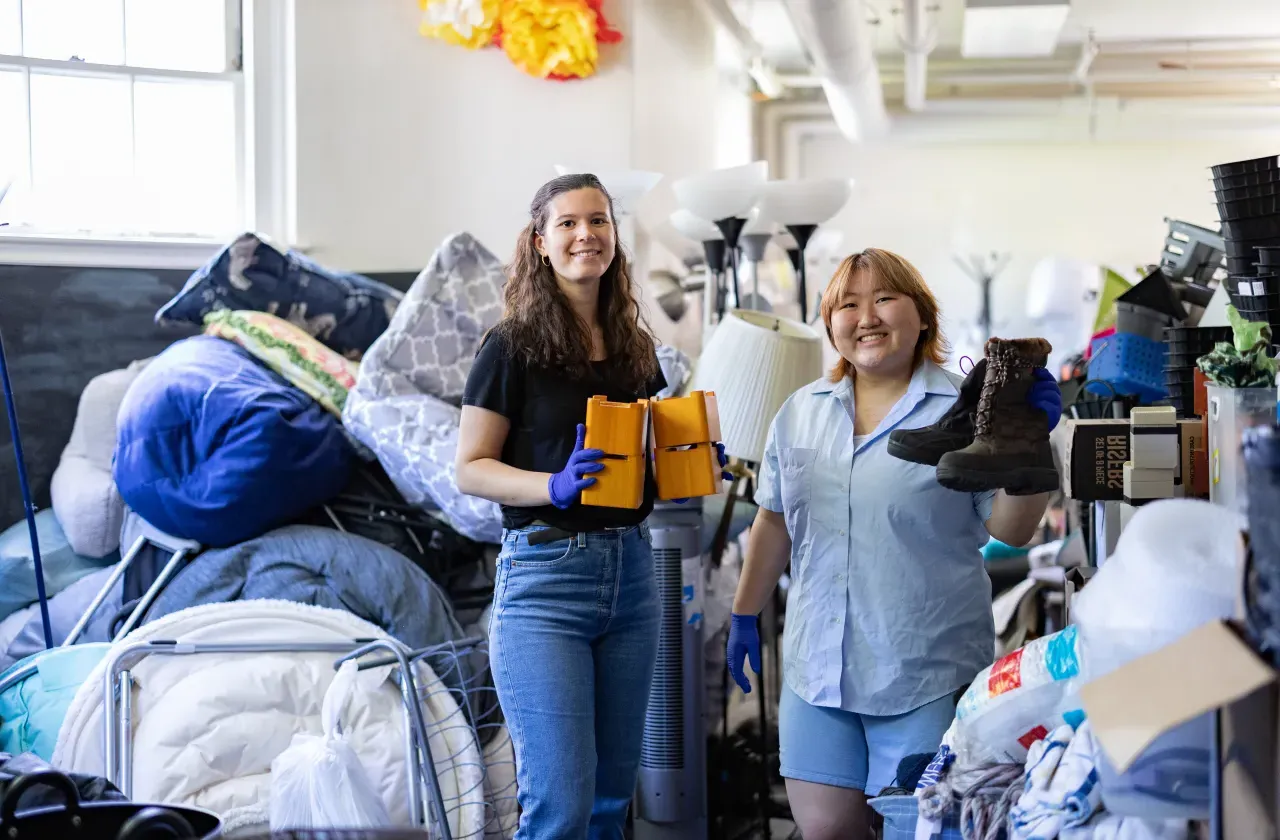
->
xmin=961 ymin=0 xmax=1071 ymax=59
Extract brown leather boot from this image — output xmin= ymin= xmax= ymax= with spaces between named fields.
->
xmin=935 ymin=337 xmax=1059 ymax=495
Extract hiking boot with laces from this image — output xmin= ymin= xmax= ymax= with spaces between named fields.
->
xmin=888 ymin=358 xmax=987 ymax=466
xmin=936 ymin=337 xmax=1059 ymax=495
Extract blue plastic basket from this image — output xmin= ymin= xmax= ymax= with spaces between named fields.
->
xmin=1085 ymin=332 xmax=1167 ymax=403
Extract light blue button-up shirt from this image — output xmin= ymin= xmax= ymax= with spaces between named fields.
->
xmin=755 ymin=361 xmax=997 ymax=717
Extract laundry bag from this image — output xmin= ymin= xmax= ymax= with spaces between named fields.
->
xmin=952 ymin=625 xmax=1086 ymax=764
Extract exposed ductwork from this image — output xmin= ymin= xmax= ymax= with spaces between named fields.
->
xmin=781 ymin=0 xmax=889 ymax=141
xmin=898 ymin=0 xmax=935 ymax=112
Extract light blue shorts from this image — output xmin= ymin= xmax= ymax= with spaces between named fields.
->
xmin=778 ymin=683 xmax=957 ymax=795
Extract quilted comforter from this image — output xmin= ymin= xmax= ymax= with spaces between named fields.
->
xmin=52 ymin=601 xmax=487 ymax=837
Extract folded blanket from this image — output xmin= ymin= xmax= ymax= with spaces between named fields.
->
xmin=1010 ymin=722 xmax=1101 ymax=840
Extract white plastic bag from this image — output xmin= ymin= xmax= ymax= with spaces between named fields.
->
xmin=269 ymin=660 xmax=393 ymax=830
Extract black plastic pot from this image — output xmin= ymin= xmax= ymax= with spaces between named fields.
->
xmin=0 ymin=771 xmax=221 ymax=839
xmin=1218 ymin=194 xmax=1280 ymax=222
xmin=1164 ymin=325 xmax=1234 ymax=355
xmin=1212 ymin=155 xmax=1280 ymax=178
xmin=1215 ymin=182 xmax=1280 ymax=204
xmin=1223 ymin=235 xmax=1280 ymax=260
xmin=1223 ymin=217 xmax=1280 ymax=242
xmin=1227 ymin=255 xmax=1255 ymax=276
xmin=1258 ymin=246 xmax=1280 ymax=268
xmin=1213 ymin=169 xmax=1280 ymax=190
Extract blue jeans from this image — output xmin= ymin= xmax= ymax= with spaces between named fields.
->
xmin=489 ymin=524 xmax=660 ymax=840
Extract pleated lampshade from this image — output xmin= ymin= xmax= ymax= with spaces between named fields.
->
xmin=690 ymin=309 xmax=824 ymax=463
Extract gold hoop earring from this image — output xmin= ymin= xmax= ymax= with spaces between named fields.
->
xmin=541 ymin=254 xmax=550 ymax=267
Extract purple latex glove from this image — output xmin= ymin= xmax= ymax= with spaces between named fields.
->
xmin=1027 ymin=368 xmax=1063 ymax=432
xmin=547 ymin=424 xmax=605 ymax=509
xmin=727 ymin=613 xmax=762 ymax=694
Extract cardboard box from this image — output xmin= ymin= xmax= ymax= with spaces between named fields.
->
xmin=1064 ymin=418 xmax=1207 ymax=501
xmin=1081 ymin=620 xmax=1278 ymax=839
xmin=1064 ymin=420 xmax=1131 ymax=501
xmin=1182 ymin=418 xmax=1209 ymax=499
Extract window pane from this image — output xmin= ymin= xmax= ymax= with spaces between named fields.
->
xmin=125 ymin=0 xmax=228 ymax=72
xmin=0 ymin=0 xmax=20 ymax=55
xmin=28 ymin=71 xmax=132 ymax=233
xmin=22 ymin=0 xmax=124 ymax=64
xmin=0 ymin=69 xmax=26 ymax=224
xmin=133 ymin=78 xmax=237 ymax=236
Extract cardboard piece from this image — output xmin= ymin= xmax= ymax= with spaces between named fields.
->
xmin=1081 ymin=621 xmax=1275 ymax=774
xmin=1181 ymin=419 xmax=1208 ymax=498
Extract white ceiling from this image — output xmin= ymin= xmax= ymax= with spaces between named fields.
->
xmin=731 ymin=0 xmax=1280 ymax=70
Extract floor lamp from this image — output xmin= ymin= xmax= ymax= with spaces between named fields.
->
xmin=740 ymin=207 xmax=776 ymax=313
xmin=673 ymin=163 xmax=769 ymax=314
xmin=670 ymin=209 xmax=728 ymax=331
xmin=690 ymin=310 xmax=824 ymax=839
xmin=753 ymin=179 xmax=853 ymax=323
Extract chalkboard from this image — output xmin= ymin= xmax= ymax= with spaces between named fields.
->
xmin=0 ymin=264 xmax=419 ymax=534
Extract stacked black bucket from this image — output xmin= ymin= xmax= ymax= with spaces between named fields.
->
xmin=1162 ymin=324 xmax=1233 ymax=416
xmin=1215 ymin=154 xmax=1280 ymax=336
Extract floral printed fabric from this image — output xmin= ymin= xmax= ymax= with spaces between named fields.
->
xmin=156 ymin=232 xmax=403 ymax=360
xmin=204 ymin=309 xmax=359 ymax=417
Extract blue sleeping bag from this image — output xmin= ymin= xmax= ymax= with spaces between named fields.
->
xmin=114 ymin=335 xmax=353 ymax=547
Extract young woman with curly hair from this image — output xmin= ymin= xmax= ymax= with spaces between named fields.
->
xmin=457 ymin=173 xmax=715 ymax=839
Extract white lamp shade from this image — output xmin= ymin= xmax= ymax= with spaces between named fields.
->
xmin=755 ymin=178 xmax=853 ymax=226
xmin=742 ymin=205 xmax=778 ymax=236
xmin=649 ymin=218 xmax=706 ymax=266
xmin=553 ymin=165 xmax=663 ymax=217
xmin=671 ymin=161 xmax=769 ymax=223
xmin=669 ymin=208 xmax=722 ymax=242
xmin=690 ymin=309 xmax=824 ymax=462
xmin=808 ymin=228 xmax=845 ymax=260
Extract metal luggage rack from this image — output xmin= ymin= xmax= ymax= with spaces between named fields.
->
xmin=102 ymin=637 xmax=456 ymax=838
xmin=353 ymin=636 xmax=517 ymax=840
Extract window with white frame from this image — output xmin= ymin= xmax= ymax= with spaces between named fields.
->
xmin=0 ymin=0 xmax=243 ymax=240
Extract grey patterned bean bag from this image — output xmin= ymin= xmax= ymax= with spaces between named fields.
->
xmin=343 ymin=232 xmax=506 ymax=544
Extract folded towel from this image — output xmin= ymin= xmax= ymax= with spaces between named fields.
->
xmin=1010 ymin=722 xmax=1102 ymax=840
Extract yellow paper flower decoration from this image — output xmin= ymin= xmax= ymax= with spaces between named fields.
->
xmin=498 ymin=0 xmax=599 ymax=80
xmin=419 ymin=0 xmax=501 ymax=50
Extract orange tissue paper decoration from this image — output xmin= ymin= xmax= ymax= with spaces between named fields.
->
xmin=498 ymin=0 xmax=607 ymax=81
xmin=419 ymin=0 xmax=501 ymax=49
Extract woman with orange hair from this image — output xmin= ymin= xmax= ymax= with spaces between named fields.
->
xmin=726 ymin=249 xmax=1061 ymax=840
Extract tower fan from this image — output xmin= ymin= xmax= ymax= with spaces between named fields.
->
xmin=635 ymin=500 xmax=707 ymax=839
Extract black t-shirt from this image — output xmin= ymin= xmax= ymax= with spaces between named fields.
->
xmin=461 ymin=329 xmax=668 ymax=533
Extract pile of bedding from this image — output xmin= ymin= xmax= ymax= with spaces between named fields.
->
xmin=0 ymin=230 xmax=699 ymax=839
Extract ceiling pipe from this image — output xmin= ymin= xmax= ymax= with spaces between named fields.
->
xmin=693 ymin=0 xmax=765 ymax=62
xmin=898 ymin=0 xmax=935 ymax=112
xmin=782 ymin=0 xmax=889 ymax=142
xmin=1094 ymin=36 xmax=1280 ymax=55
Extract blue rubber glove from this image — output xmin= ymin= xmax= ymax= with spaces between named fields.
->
xmin=548 ymin=424 xmax=605 ymax=509
xmin=1027 ymin=368 xmax=1063 ymax=432
xmin=671 ymin=442 xmax=733 ymax=504
xmin=727 ymin=613 xmax=762 ymax=694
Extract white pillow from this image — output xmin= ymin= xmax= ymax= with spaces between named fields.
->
xmin=50 ymin=361 xmax=148 ymax=558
